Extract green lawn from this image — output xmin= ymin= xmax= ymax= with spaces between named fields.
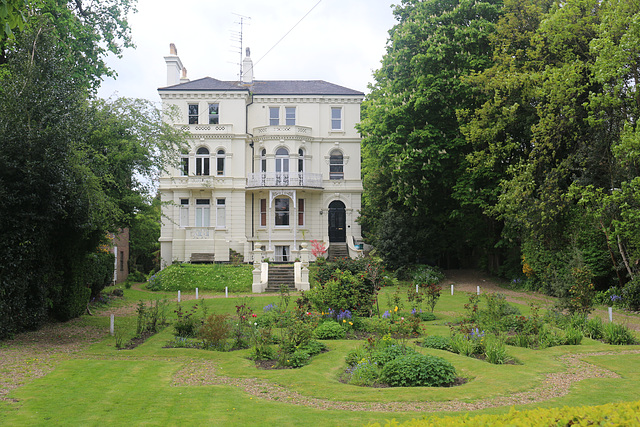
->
xmin=1 ymin=280 xmax=640 ymax=426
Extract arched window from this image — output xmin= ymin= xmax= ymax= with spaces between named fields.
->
xmin=329 ymin=150 xmax=343 ymax=180
xmin=196 ymin=147 xmax=210 ymax=176
xmin=298 ymin=148 xmax=304 ymax=173
xmin=216 ymin=149 xmax=225 ymax=176
xmin=261 ymin=149 xmax=267 ymax=173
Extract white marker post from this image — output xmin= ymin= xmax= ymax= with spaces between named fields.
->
xmin=110 ymin=314 xmax=114 ymax=336
xmin=178 ymin=290 xmax=181 ymax=302
xmin=225 ymin=287 xmax=228 ymax=298
xmin=196 ymin=288 xmax=199 ymax=300
xmin=476 ymin=286 xmax=480 ymax=295
xmin=609 ymin=307 xmax=613 ymax=323
xmin=416 ymin=284 xmax=419 ymax=293
xmin=451 ymin=284 xmax=454 ymax=295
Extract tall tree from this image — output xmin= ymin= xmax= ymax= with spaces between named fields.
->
xmin=359 ymin=0 xmax=503 ymax=268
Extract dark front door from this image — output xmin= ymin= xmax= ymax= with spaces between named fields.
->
xmin=328 ymin=200 xmax=346 ymax=242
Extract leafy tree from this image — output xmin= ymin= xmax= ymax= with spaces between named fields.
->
xmin=0 ymin=16 xmax=185 ymax=337
xmin=129 ymin=195 xmax=162 ymax=275
xmin=358 ymin=0 xmax=503 ymax=269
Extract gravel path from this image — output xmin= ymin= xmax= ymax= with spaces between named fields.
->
xmin=171 ymin=350 xmax=635 ymax=413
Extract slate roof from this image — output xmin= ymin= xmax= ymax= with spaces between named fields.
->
xmin=158 ymin=77 xmax=363 ymax=96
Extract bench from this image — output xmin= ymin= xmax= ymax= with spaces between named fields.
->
xmin=190 ymin=253 xmax=215 ymax=263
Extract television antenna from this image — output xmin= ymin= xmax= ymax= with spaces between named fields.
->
xmin=230 ymin=13 xmax=251 ymax=81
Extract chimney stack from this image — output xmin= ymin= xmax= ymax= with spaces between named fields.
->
xmin=242 ymin=47 xmax=253 ymax=85
xmin=164 ymin=43 xmax=184 ymax=86
xmin=180 ymin=67 xmax=190 ymax=83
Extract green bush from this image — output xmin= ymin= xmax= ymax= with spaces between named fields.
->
xmin=380 ymin=353 xmax=457 ymax=387
xmin=421 ymin=335 xmax=452 ymax=351
xmin=584 ymin=317 xmax=604 ymax=340
xmin=345 ymin=348 xmax=367 ymax=367
xmin=602 ymin=322 xmax=637 ymax=345
xmin=371 ymin=344 xmax=415 ymax=368
xmin=313 ymin=321 xmax=346 ymax=340
xmin=622 ymin=277 xmax=640 ymax=311
xmin=484 ymin=336 xmax=511 ymax=364
xmin=301 ymin=339 xmax=327 ymax=356
xmin=359 ymin=317 xmax=392 ymax=335
xmin=282 ymin=349 xmax=310 ymax=368
xmin=563 ymin=326 xmax=583 ymax=345
xmin=308 ymin=269 xmax=374 ymax=316
xmin=198 ymin=314 xmax=231 ymax=350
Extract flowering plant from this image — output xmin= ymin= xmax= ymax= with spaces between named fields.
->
xmin=310 ymin=240 xmax=327 ymax=258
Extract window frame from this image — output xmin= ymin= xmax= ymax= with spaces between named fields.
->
xmin=180 ymin=155 xmax=189 ymax=176
xmin=195 ymin=147 xmax=210 ymax=176
xmin=330 ymin=149 xmax=344 ymax=180
xmin=269 ymin=107 xmax=280 ymax=126
xmin=208 ymin=103 xmax=219 ymax=124
xmin=331 ymin=107 xmax=342 ymax=130
xmin=285 ymin=107 xmax=296 ymax=125
xmin=195 ymin=198 xmax=210 ymax=227
xmin=260 ymin=198 xmax=267 ymax=227
xmin=274 ymin=197 xmax=290 ymax=227
xmin=298 ymin=198 xmax=305 ymax=227
xmin=188 ymin=104 xmax=199 ymax=124
xmin=180 ymin=198 xmax=189 ymax=228
xmin=216 ymin=198 xmax=226 ymax=229
xmin=216 ymin=149 xmax=225 ymax=176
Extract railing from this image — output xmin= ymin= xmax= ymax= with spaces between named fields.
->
xmin=253 ymin=125 xmax=312 ymax=136
xmin=247 ymin=172 xmax=323 ymax=188
xmin=178 ymin=123 xmax=233 ymax=133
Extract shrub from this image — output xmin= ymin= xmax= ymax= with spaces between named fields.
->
xmin=173 ymin=303 xmax=201 ymax=338
xmin=345 ymin=348 xmax=367 ymax=367
xmin=308 ymin=269 xmax=374 ymax=316
xmin=313 ymin=321 xmax=346 ymax=340
xmin=359 ymin=317 xmax=392 ymax=335
xmin=282 ymin=349 xmax=310 ymax=368
xmin=584 ymin=317 xmax=604 ymax=340
xmin=561 ymin=266 xmax=596 ymax=315
xmin=380 ymin=353 xmax=457 ymax=387
xmin=563 ymin=326 xmax=583 ymax=345
xmin=301 ymin=339 xmax=327 ymax=356
xmin=602 ymin=322 xmax=637 ymax=345
xmin=198 ymin=314 xmax=231 ymax=350
xmin=348 ymin=359 xmax=380 ymax=386
xmin=371 ymin=344 xmax=415 ymax=368
xmin=421 ymin=335 xmax=452 ymax=351
xmin=622 ymin=277 xmax=640 ymax=311
xmin=484 ymin=335 xmax=510 ymax=364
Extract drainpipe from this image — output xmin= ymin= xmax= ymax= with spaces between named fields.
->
xmin=246 ymin=91 xmax=254 ymax=238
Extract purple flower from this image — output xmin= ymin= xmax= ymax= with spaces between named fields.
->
xmin=382 ymin=311 xmax=390 ymax=319
xmin=337 ymin=309 xmax=352 ymax=321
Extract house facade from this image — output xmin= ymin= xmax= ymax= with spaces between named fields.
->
xmin=158 ymin=44 xmax=364 ymax=271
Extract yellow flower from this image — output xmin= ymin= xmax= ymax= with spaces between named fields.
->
xmin=394 ymin=306 xmax=398 ymax=312
xmin=349 ymin=321 xmax=353 ymax=325
xmin=343 ymin=319 xmax=346 ymax=323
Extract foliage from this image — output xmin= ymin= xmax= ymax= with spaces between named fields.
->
xmin=602 ymin=322 xmax=638 ymax=346
xmin=383 ymin=400 xmax=640 ymax=426
xmin=249 ymin=326 xmax=275 ymax=361
xmin=173 ymin=303 xmax=202 ymax=338
xmin=129 ymin=196 xmax=161 ymax=275
xmin=622 ymin=277 xmax=640 ymax=311
xmin=313 ymin=321 xmax=346 ymax=340
xmin=347 ymin=359 xmax=380 ymax=386
xmin=146 ymin=264 xmax=253 ymax=292
xmin=560 ymin=266 xmax=596 ymax=315
xmin=380 ymin=353 xmax=457 ymax=387
xmin=308 ymin=268 xmax=375 ymax=316
xmin=310 ymin=239 xmax=327 ymax=259
xmin=420 ymin=336 xmax=452 ymax=352
xmin=358 ymin=0 xmax=503 ymax=269
xmin=135 ymin=299 xmax=168 ymax=337
xmin=198 ymin=314 xmax=231 ymax=350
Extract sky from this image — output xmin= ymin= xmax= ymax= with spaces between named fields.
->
xmin=97 ymin=0 xmax=399 ymax=102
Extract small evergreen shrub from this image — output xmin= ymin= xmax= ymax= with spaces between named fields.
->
xmin=283 ymin=349 xmax=310 ymax=368
xmin=380 ymin=353 xmax=456 ymax=387
xmin=313 ymin=321 xmax=346 ymax=339
xmin=301 ymin=339 xmax=327 ymax=356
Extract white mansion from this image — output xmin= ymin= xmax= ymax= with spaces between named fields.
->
xmin=158 ymin=45 xmax=364 ymax=276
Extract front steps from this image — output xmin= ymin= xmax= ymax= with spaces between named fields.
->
xmin=327 ymin=243 xmax=349 ymax=261
xmin=265 ymin=264 xmax=296 ymax=292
